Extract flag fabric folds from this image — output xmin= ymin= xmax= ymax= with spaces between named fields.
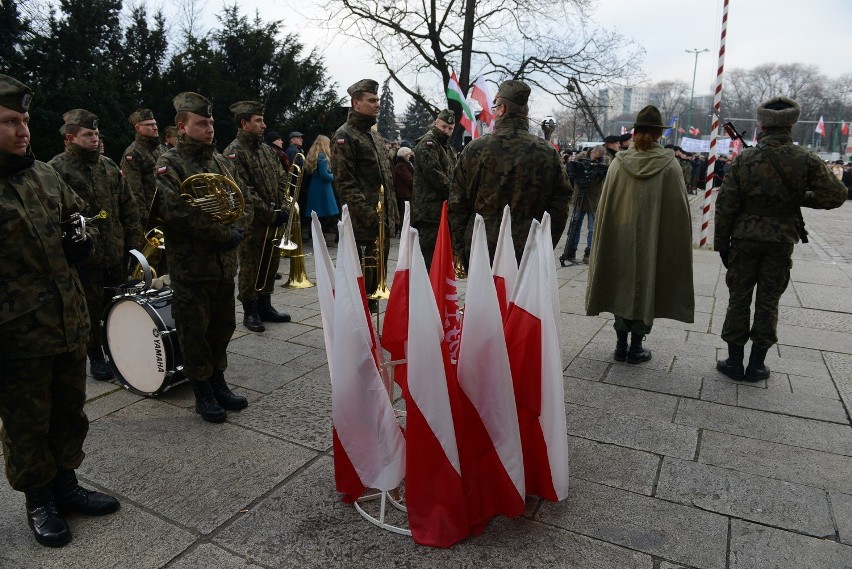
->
xmin=470 ymin=76 xmax=495 ymax=130
xmin=447 ymin=71 xmax=479 ymax=139
xmin=815 ymin=116 xmax=826 ymax=137
xmin=429 ymin=201 xmax=461 ymax=361
xmin=842 ymin=121 xmax=849 ymax=136
xmin=492 ymin=205 xmax=518 ymax=320
xmin=663 ymin=115 xmax=678 ymax=138
xmin=381 ymin=201 xmax=412 ymax=392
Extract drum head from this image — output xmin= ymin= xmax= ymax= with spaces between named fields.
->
xmin=105 ymin=298 xmax=170 ymax=394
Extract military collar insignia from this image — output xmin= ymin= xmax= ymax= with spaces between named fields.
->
xmin=21 ymin=93 xmax=32 ymax=111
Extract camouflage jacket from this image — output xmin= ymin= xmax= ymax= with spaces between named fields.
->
xmin=331 ymin=110 xmax=398 ymax=241
xmin=223 ymin=129 xmax=288 ymax=230
xmin=1 ymin=150 xmax=91 ymax=357
xmin=449 ymin=115 xmax=572 ymax=261
xmin=412 ymin=126 xmax=456 ymax=225
xmin=154 ymin=135 xmax=247 ymax=282
xmin=49 ymin=143 xmax=143 ymax=268
xmin=120 ymin=134 xmax=168 ymax=219
xmin=715 ymin=129 xmax=846 ymax=247
xmin=678 ymin=158 xmax=692 ymax=186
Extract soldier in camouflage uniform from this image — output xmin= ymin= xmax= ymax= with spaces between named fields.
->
xmin=164 ymin=126 xmax=179 ymax=149
xmin=331 ymin=79 xmax=398 ymax=311
xmin=154 ymin=92 xmax=250 ymax=423
xmin=449 ymin=80 xmax=571 ymax=265
xmin=716 ymin=96 xmax=846 ymax=382
xmin=223 ymin=100 xmax=290 ymax=332
xmin=49 ymin=109 xmax=144 ymax=382
xmin=120 ymin=108 xmax=168 ymax=220
xmin=0 ymin=74 xmax=119 ymax=548
xmin=412 ymin=108 xmax=457 ymax=269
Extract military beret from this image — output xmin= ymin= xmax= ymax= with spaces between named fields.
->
xmin=173 ymin=92 xmax=213 ymax=117
xmin=496 ymin=80 xmax=531 ymax=106
xmin=128 ymin=108 xmax=155 ymax=126
xmin=164 ymin=126 xmax=179 ymax=138
xmin=289 ymin=131 xmax=303 ymax=139
xmin=756 ymin=96 xmax=800 ymax=128
xmin=62 ymin=109 xmax=99 ymax=131
xmin=347 ymin=79 xmax=379 ymax=97
xmin=229 ymin=100 xmax=265 ymax=117
xmin=604 ymin=135 xmax=620 ymax=143
xmin=632 ymin=105 xmax=667 ymax=129
xmin=437 ymin=109 xmax=455 ymax=124
xmin=0 ymin=74 xmax=33 ymax=113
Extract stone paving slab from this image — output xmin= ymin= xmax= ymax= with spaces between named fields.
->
xmin=567 ymin=436 xmax=660 ymax=496
xmin=227 ymin=334 xmax=314 ymax=365
xmin=564 ymin=377 xmax=679 ymax=422
xmin=224 ymin=352 xmax=309 ymax=394
xmin=604 ymin=364 xmax=702 ymax=398
xmin=729 ymin=519 xmax=852 ymax=569
xmin=788 ymin=372 xmax=842 ymax=400
xmin=776 ymin=323 xmax=852 ymax=354
xmin=831 ymin=492 xmax=852 ymax=546
xmin=166 ymin=543 xmax=259 ymax=569
xmin=824 ymin=352 xmax=852 ymax=426
xmin=536 ymin=478 xmax=728 ymax=569
xmin=83 ymin=386 xmax=144 ymax=421
xmin=795 ymin=281 xmax=852 ymax=313
xmin=791 ymin=261 xmax=852 ymax=287
xmin=564 ymin=357 xmax=610 ymax=381
xmin=735 ymin=385 xmax=848 ymax=423
xmin=655 ymin=457 xmax=835 ymax=537
xmin=777 ymin=305 xmax=852 ymax=334
xmin=699 ymin=379 xmax=739 ymax=406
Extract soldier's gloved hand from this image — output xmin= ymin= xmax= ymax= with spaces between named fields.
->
xmin=718 ymin=248 xmax=730 ymax=269
xmin=271 ymin=209 xmax=289 ymax=227
xmin=216 ymin=228 xmax=244 ymax=251
xmin=62 ymin=233 xmax=94 ymax=265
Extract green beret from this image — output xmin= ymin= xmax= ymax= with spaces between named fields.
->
xmin=0 ymin=74 xmax=33 ymax=113
xmin=62 ymin=109 xmax=99 ymax=131
xmin=437 ymin=109 xmax=455 ymax=124
xmin=496 ymin=80 xmax=531 ymax=106
xmin=173 ymin=92 xmax=213 ymax=117
xmin=347 ymin=79 xmax=379 ymax=97
xmin=128 ymin=108 xmax=155 ymax=126
xmin=229 ymin=100 xmax=265 ymax=117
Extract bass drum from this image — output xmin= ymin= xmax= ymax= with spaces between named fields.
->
xmin=102 ymin=289 xmax=184 ymax=396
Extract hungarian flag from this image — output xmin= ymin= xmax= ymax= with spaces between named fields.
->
xmin=430 ymin=201 xmax=461 ymax=361
xmin=328 ymin=210 xmax=406 ymax=503
xmin=381 ymin=201 xmax=412 ymax=393
xmin=470 ymin=76 xmax=495 ymax=129
xmin=842 ymin=121 xmax=849 ymax=136
xmin=815 ymin=116 xmax=826 ymax=137
xmin=504 ymin=220 xmax=570 ymax=502
xmin=455 ymin=215 xmax=525 ymax=531
xmin=492 ymin=205 xmax=518 ymax=320
xmin=447 ymin=71 xmax=479 ymax=139
xmin=405 ymin=228 xmax=470 ymax=547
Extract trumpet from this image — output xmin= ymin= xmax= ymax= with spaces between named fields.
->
xmin=256 ymin=154 xmax=304 ymax=291
xmin=62 ymin=210 xmax=108 ymax=242
xmin=366 ymin=185 xmax=390 ymax=300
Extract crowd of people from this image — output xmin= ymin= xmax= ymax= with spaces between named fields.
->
xmin=1 ymin=68 xmax=847 ymax=549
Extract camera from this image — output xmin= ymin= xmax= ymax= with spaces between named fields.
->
xmin=567 ymin=159 xmax=608 ymax=189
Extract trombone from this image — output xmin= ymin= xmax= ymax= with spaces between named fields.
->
xmin=365 ymin=185 xmax=390 ymax=300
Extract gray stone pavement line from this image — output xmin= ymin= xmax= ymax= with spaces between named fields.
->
xmin=725 ymin=518 xmax=733 ymax=569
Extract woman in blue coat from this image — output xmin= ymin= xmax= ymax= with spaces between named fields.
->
xmin=303 ymin=135 xmax=340 ymax=240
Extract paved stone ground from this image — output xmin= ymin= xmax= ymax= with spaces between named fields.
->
xmin=2 ymin=195 xmax=851 ymax=568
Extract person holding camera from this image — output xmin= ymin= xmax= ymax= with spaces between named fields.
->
xmin=563 ymin=145 xmax=606 ymax=265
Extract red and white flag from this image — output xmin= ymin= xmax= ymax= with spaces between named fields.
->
xmin=456 ymin=215 xmax=525 ymax=531
xmin=447 ymin=71 xmax=479 ymax=139
xmin=505 ymin=220 xmax=570 ymax=502
xmin=842 ymin=121 xmax=849 ymax=136
xmin=311 ymin=212 xmax=336 ymax=375
xmin=492 ymin=205 xmax=518 ymax=320
xmin=329 ymin=214 xmax=406 ymax=503
xmin=688 ymin=126 xmax=700 ymax=136
xmin=381 ymin=201 xmax=412 ymax=393
xmin=539 ymin=212 xmax=561 ymax=340
xmin=730 ymin=138 xmax=742 ymax=158
xmin=430 ymin=201 xmax=461 ymax=361
xmin=470 ymin=76 xmax=495 ymax=129
xmin=815 ymin=116 xmax=826 ymax=137
xmin=405 ymin=228 xmax=470 ymax=547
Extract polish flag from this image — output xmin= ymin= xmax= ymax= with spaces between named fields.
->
xmin=842 ymin=121 xmax=849 ymax=136
xmin=689 ymin=126 xmax=700 ymax=136
xmin=815 ymin=116 xmax=826 ymax=137
xmin=405 ymin=228 xmax=470 ymax=547
xmin=456 ymin=215 xmax=525 ymax=531
xmin=730 ymin=138 xmax=742 ymax=158
xmin=470 ymin=76 xmax=495 ymax=129
xmin=504 ymin=220 xmax=570 ymax=501
xmin=492 ymin=205 xmax=518 ymax=320
xmin=311 ymin=212 xmax=336 ymax=375
xmin=329 ymin=214 xmax=406 ymax=503
xmin=430 ymin=201 xmax=461 ymax=361
xmin=381 ymin=201 xmax=412 ymax=393
xmin=539 ymin=212 xmax=561 ymax=343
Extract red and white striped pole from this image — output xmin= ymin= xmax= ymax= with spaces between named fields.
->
xmin=700 ymin=0 xmax=729 ymax=248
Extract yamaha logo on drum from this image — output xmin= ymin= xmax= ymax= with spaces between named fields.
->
xmin=152 ymin=328 xmax=165 ymax=373
xmin=152 ymin=328 xmax=160 ymax=338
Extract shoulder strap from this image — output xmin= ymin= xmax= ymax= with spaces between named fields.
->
xmin=757 ymin=142 xmax=808 ymax=243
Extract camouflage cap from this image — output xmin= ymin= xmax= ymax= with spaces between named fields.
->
xmin=347 ymin=79 xmax=379 ymax=97
xmin=0 ymin=74 xmax=33 ymax=113
xmin=164 ymin=125 xmax=179 ymax=138
xmin=756 ymin=96 xmax=800 ymax=128
xmin=62 ymin=108 xmax=99 ymax=131
xmin=229 ymin=100 xmax=265 ymax=117
xmin=632 ymin=105 xmax=667 ymax=129
xmin=495 ymin=80 xmax=531 ymax=106
xmin=173 ymin=92 xmax=213 ymax=117
xmin=128 ymin=108 xmax=155 ymax=126
xmin=437 ymin=109 xmax=455 ymax=124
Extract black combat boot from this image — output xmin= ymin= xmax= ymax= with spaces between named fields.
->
xmin=716 ymin=342 xmax=745 ymax=380
xmin=582 ymin=248 xmax=590 ymax=264
xmin=257 ymin=294 xmax=291 ymax=323
xmin=561 ymin=249 xmax=577 ymax=265
xmin=744 ymin=344 xmax=771 ymax=382
xmin=614 ymin=330 xmax=628 ymax=362
xmin=627 ymin=333 xmax=652 ymax=364
xmin=242 ymin=300 xmax=265 ymax=332
xmin=88 ymin=347 xmax=114 ymax=381
xmin=53 ymin=470 xmax=120 ymax=516
xmin=192 ymin=380 xmax=227 ymax=423
xmin=25 ymin=485 xmax=71 ymax=547
xmin=209 ymin=370 xmax=248 ymax=411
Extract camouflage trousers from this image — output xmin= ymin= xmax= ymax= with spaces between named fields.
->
xmin=721 ymin=239 xmax=794 ymax=348
xmin=237 ymin=226 xmax=281 ymax=302
xmin=413 ymin=221 xmax=439 ymax=271
xmin=613 ymin=316 xmax=653 ymax=335
xmin=170 ymin=279 xmax=236 ymax=381
xmin=78 ymin=263 xmax=125 ymax=349
xmin=0 ymin=345 xmax=88 ymax=491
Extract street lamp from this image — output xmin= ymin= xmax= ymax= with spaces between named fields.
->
xmin=685 ymin=48 xmax=709 ymax=141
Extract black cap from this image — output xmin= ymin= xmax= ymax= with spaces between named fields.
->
xmin=604 ymin=135 xmax=620 ymax=143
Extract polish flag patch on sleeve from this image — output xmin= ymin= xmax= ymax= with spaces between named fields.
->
xmin=125 ymin=155 xmax=134 ymax=161
xmin=227 ymin=153 xmax=236 ymax=159
xmin=426 ymin=141 xmax=434 ymax=147
xmin=156 ymin=166 xmax=168 ymax=175
xmin=336 ymin=138 xmax=346 ymax=145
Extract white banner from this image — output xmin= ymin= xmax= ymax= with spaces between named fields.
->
xmin=680 ymin=137 xmax=732 ymax=155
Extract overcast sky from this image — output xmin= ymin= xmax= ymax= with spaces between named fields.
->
xmin=180 ymin=0 xmax=851 ymax=112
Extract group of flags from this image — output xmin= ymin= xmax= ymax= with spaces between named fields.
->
xmin=815 ymin=116 xmax=850 ymax=138
xmin=311 ymin=201 xmax=570 ymax=548
xmin=446 ymin=72 xmax=496 ymax=141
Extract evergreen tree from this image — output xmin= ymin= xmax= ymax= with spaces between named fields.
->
xmin=400 ymin=91 xmax=434 ymax=141
xmin=0 ymin=0 xmax=30 ymax=79
xmin=377 ymin=77 xmax=398 ymax=141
